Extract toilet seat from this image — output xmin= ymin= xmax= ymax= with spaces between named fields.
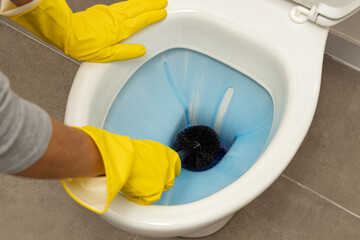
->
xmin=64 ymin=0 xmax=359 ymax=237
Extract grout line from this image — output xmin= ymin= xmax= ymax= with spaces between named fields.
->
xmin=0 ymin=19 xmax=81 ymax=66
xmin=329 ymin=29 xmax=360 ymax=47
xmin=281 ymin=174 xmax=360 ymax=220
xmin=325 ymin=33 xmax=360 ymax=73
xmin=325 ymin=53 xmax=360 ymax=73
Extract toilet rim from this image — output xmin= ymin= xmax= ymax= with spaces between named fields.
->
xmin=65 ymin=0 xmax=329 ymax=235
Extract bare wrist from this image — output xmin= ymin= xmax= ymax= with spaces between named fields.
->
xmin=14 ymin=117 xmax=105 ymax=179
xmin=11 ymin=0 xmax=33 ymax=7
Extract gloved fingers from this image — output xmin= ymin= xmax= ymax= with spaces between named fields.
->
xmin=83 ymin=44 xmax=146 ymax=62
xmin=124 ymin=9 xmax=167 ymax=36
xmin=175 ymin=153 xmax=182 ymax=177
xmin=163 ymin=148 xmax=181 ymax=192
xmin=163 ymin=176 xmax=175 ymax=192
xmin=112 ymin=0 xmax=168 ymax=18
xmin=123 ymin=191 xmax=162 ymax=205
xmin=167 ymin=147 xmax=181 ymax=177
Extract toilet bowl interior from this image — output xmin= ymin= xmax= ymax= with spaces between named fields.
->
xmin=103 ymin=48 xmax=274 ymax=205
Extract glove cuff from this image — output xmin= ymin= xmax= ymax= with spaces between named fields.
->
xmin=61 ymin=177 xmax=108 ymax=214
xmin=0 ymin=0 xmax=42 ymax=17
xmin=61 ymin=126 xmax=134 ymax=214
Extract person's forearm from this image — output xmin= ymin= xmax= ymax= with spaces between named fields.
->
xmin=14 ymin=117 xmax=105 ymax=179
xmin=11 ymin=0 xmax=33 ymax=7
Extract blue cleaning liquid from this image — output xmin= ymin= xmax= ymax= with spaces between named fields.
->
xmin=104 ymin=48 xmax=274 ymax=205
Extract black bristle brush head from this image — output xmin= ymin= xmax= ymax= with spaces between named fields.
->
xmin=173 ymin=125 xmax=220 ymax=171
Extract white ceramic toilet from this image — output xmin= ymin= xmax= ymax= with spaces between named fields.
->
xmin=64 ymin=0 xmax=360 ymax=237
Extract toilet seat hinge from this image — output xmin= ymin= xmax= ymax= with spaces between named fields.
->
xmin=289 ymin=5 xmax=319 ymax=24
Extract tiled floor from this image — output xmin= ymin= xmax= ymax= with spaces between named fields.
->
xmin=0 ymin=6 xmax=360 ymax=240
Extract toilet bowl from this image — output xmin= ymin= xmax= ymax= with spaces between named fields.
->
xmin=64 ymin=0 xmax=359 ymax=237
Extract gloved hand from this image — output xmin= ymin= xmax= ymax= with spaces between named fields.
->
xmin=61 ymin=126 xmax=181 ymax=213
xmin=2 ymin=0 xmax=167 ymax=62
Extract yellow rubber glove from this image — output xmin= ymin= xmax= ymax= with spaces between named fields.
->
xmin=61 ymin=126 xmax=181 ymax=214
xmin=6 ymin=0 xmax=167 ymax=62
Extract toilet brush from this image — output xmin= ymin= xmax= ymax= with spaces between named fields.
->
xmin=173 ymin=125 xmax=222 ymax=171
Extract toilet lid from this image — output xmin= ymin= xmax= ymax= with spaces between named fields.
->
xmin=292 ymin=0 xmax=360 ymax=25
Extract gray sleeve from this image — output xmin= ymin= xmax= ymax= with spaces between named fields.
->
xmin=0 ymin=71 xmax=52 ymax=174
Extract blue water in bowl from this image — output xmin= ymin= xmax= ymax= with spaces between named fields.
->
xmin=103 ymin=48 xmax=274 ymax=205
